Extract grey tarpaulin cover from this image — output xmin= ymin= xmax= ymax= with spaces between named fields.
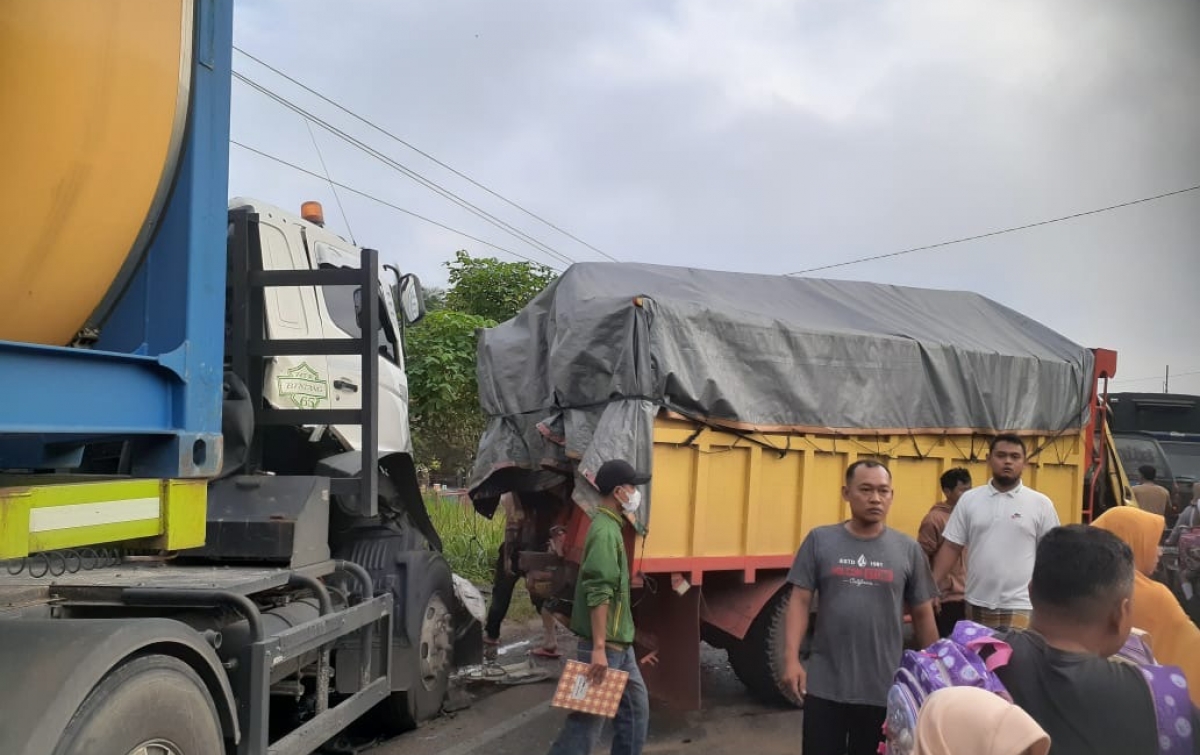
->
xmin=467 ymin=263 xmax=1095 ymax=522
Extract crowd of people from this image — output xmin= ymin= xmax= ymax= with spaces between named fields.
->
xmin=783 ymin=434 xmax=1200 ymax=754
xmin=486 ymin=436 xmax=1200 ymax=755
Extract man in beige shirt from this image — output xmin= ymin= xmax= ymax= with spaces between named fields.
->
xmin=1133 ymin=465 xmax=1171 ymax=517
xmin=918 ymin=467 xmax=972 ymax=637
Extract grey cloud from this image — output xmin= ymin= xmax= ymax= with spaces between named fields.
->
xmin=229 ymin=0 xmax=1200 ymax=392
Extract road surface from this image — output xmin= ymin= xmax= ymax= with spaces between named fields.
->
xmin=366 ymin=640 xmax=803 ymax=755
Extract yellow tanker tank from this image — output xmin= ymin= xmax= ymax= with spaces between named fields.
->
xmin=0 ymin=0 xmax=193 ymax=345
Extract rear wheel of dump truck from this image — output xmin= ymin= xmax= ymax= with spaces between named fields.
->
xmin=728 ymin=589 xmax=810 ymax=708
xmin=53 ymin=654 xmax=223 ymax=755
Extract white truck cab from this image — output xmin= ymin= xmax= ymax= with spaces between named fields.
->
xmin=229 ymin=197 xmax=424 ymax=457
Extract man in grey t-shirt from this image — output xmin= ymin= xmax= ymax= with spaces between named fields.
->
xmin=781 ymin=460 xmax=939 ymax=755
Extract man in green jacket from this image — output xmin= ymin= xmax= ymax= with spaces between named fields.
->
xmin=548 ymin=459 xmax=652 ymax=755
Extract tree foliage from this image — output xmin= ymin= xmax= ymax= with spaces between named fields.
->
xmin=444 ymin=250 xmax=557 ymax=323
xmin=421 ymin=286 xmax=448 ymax=315
xmin=405 ymin=309 xmax=495 ymax=477
xmin=403 ymin=252 xmax=557 ymax=481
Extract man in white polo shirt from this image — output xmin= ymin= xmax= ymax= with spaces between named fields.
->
xmin=931 ymin=433 xmax=1060 ymax=629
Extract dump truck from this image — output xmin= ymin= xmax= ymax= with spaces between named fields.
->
xmin=0 ymin=2 xmax=481 ymax=753
xmin=467 ymin=262 xmax=1128 ymax=709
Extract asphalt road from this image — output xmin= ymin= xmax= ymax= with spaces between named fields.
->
xmin=366 ymin=639 xmax=803 ymax=755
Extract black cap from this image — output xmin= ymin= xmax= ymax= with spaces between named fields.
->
xmin=594 ymin=459 xmax=651 ymax=496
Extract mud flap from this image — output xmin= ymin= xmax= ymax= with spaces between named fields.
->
xmin=633 ymin=583 xmax=702 ymax=711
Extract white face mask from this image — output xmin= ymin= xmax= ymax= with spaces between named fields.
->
xmin=620 ymin=487 xmax=642 ymax=514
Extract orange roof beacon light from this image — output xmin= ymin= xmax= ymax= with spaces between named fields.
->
xmin=301 ymin=201 xmax=325 ymax=227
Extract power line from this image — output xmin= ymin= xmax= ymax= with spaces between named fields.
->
xmin=233 ymin=71 xmax=576 ymax=269
xmin=787 ymin=184 xmax=1200 ymax=276
xmin=234 ymin=71 xmax=573 ymax=269
xmin=304 ymin=118 xmax=355 ymax=245
xmin=1111 ymin=368 xmax=1200 ymax=386
xmin=234 ymin=45 xmax=619 ymax=262
xmin=231 ymin=139 xmax=564 ymax=272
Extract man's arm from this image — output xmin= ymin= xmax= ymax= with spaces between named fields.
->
xmin=933 ymin=503 xmax=968 ymax=588
xmin=781 ymin=586 xmax=813 ymax=701
xmin=911 ymin=600 xmax=938 ymax=649
xmin=588 ymin=602 xmax=610 ymax=683
xmin=917 ymin=512 xmax=943 ymax=559
xmin=930 ymin=540 xmax=964 ymax=590
xmin=576 ymin=527 xmax=621 ymax=683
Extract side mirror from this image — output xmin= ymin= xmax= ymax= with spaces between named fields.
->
xmin=399 ymin=273 xmax=426 ymax=325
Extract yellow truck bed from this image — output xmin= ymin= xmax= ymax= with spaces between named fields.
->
xmin=639 ymin=415 xmax=1085 ymax=578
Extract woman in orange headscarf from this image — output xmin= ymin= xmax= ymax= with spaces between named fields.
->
xmin=1092 ymin=506 xmax=1200 ymax=707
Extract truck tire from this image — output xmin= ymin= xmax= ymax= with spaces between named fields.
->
xmin=727 ymin=588 xmax=811 ymax=708
xmin=53 ymin=654 xmax=223 ymax=755
xmin=376 ymin=558 xmax=455 ymax=733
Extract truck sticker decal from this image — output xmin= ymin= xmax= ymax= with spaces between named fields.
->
xmin=277 ymin=362 xmax=329 ymax=408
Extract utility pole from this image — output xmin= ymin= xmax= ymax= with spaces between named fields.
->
xmin=1165 ymin=365 xmax=1170 ymax=393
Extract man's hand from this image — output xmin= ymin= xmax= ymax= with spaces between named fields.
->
xmin=589 ymin=646 xmax=609 ymax=684
xmin=639 ymin=650 xmax=659 ymax=667
xmin=781 ymin=656 xmax=807 ymax=702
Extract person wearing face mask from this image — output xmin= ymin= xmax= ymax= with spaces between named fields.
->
xmin=547 ymin=459 xmax=654 ymax=755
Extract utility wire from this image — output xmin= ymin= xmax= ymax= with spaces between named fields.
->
xmin=231 ymin=139 xmax=564 ymax=271
xmin=233 ymin=70 xmax=576 ymax=269
xmin=305 ymin=118 xmax=355 ymax=245
xmin=234 ymin=45 xmax=618 ymax=262
xmin=235 ymin=71 xmax=573 ymax=268
xmin=1110 ymin=368 xmax=1200 ymax=386
xmin=787 ymin=184 xmax=1200 ymax=276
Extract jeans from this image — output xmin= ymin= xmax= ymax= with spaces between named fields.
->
xmin=546 ymin=640 xmax=649 ymax=755
xmin=802 ymin=695 xmax=885 ymax=755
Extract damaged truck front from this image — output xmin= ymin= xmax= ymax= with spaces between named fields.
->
xmin=466 ymin=262 xmax=1126 ymax=710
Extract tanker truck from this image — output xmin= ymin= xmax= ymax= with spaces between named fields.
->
xmin=467 ymin=262 xmax=1131 ymax=710
xmin=0 ymin=2 xmax=482 ymax=753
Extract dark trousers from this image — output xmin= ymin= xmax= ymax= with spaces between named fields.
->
xmin=935 ymin=600 xmax=967 ymax=638
xmin=485 ymin=544 xmax=543 ymax=639
xmin=802 ymin=695 xmax=885 ymax=755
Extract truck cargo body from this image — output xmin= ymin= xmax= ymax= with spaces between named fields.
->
xmin=469 ymin=263 xmax=1125 ymax=709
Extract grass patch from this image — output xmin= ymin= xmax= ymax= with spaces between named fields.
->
xmin=426 ymin=492 xmax=505 ymax=585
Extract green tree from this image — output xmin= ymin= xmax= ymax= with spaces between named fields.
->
xmin=404 ymin=253 xmax=558 ymax=480
xmin=405 ymin=310 xmax=496 ymax=478
xmin=444 ymin=250 xmax=557 ymax=323
xmin=422 ymin=286 xmax=448 ymax=314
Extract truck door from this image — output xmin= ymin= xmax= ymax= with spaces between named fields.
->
xmin=256 ymin=218 xmax=333 ymax=413
xmin=309 ymin=238 xmax=412 ymax=455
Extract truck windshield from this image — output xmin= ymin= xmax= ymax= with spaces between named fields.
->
xmin=1114 ymin=435 xmax=1172 ymax=484
xmin=1160 ymin=441 xmax=1200 ymax=481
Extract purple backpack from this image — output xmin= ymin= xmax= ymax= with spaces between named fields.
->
xmin=882 ymin=621 xmax=1014 ymax=755
xmin=883 ymin=624 xmax=1195 ymax=755
xmin=1113 ymin=632 xmax=1195 ymax=755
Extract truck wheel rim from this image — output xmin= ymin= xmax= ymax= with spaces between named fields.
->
xmin=129 ymin=740 xmax=183 ymax=755
xmin=419 ymin=594 xmax=452 ymax=690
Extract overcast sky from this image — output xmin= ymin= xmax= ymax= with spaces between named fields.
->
xmin=229 ymin=0 xmax=1198 ymax=395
